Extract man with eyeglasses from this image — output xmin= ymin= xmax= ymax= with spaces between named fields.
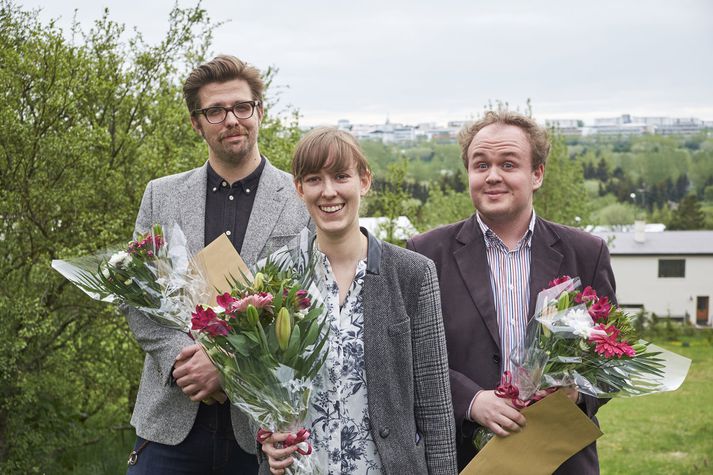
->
xmin=124 ymin=55 xmax=309 ymax=474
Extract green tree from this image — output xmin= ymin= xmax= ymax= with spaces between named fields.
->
xmin=0 ymin=2 xmax=300 ymax=471
xmin=365 ymin=160 xmax=420 ymax=244
xmin=534 ymin=131 xmax=590 ymax=226
xmin=591 ymin=202 xmax=638 ymax=227
xmin=668 ymin=195 xmax=706 ymax=230
xmin=690 ymin=146 xmax=713 ymax=195
xmin=416 ymin=184 xmax=473 ymax=231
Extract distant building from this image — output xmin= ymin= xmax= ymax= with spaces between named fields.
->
xmin=546 ymin=119 xmax=583 ymax=136
xmin=337 ymin=119 xmax=352 ymax=131
xmin=331 ymin=113 xmax=710 ymax=144
xmin=592 ymin=228 xmax=713 ymax=325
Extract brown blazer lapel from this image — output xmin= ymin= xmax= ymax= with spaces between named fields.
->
xmin=528 ymin=218 xmax=564 ymax=319
xmin=453 ymin=217 xmax=501 ymax=350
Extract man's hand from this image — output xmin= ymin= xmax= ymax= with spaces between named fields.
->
xmin=560 ymin=385 xmax=579 ymax=404
xmin=172 ymin=344 xmax=223 ymax=402
xmin=470 ymin=390 xmax=526 ymax=437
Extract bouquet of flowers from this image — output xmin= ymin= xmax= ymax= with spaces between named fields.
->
xmin=474 ymin=275 xmax=671 ymax=450
xmin=51 ymin=224 xmax=208 ymax=332
xmin=190 ymin=247 xmax=329 ymax=475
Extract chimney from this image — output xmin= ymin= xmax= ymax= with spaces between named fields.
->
xmin=634 ymin=220 xmax=646 ymax=243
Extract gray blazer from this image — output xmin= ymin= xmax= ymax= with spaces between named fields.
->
xmin=124 ymin=160 xmax=310 ymax=452
xmin=258 ymin=231 xmax=458 ymax=474
xmin=362 ymin=232 xmax=458 ymax=474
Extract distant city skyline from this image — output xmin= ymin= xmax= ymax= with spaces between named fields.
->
xmin=19 ymin=0 xmax=713 ymax=125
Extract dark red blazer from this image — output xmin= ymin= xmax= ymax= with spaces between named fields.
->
xmin=407 ymin=214 xmax=616 ymax=474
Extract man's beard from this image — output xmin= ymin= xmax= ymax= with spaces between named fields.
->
xmin=214 ymin=130 xmax=257 ymax=164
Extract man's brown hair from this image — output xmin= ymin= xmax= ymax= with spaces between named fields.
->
xmin=458 ymin=110 xmax=550 ymax=170
xmin=182 ymin=55 xmax=265 ymax=113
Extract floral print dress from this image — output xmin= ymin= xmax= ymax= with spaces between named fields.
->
xmin=309 ymin=250 xmax=383 ymax=474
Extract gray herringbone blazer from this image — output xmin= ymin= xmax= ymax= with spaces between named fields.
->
xmin=124 ymin=160 xmax=310 ymax=452
xmin=361 ymin=231 xmax=458 ymax=474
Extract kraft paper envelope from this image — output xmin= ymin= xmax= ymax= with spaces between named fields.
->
xmin=461 ymin=390 xmax=603 ymax=475
xmin=193 ymin=233 xmax=252 ymax=306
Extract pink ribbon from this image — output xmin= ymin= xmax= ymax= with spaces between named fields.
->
xmin=494 ymin=371 xmax=557 ymax=409
xmin=256 ymin=427 xmax=313 ymax=456
xmin=494 ymin=371 xmax=530 ymax=409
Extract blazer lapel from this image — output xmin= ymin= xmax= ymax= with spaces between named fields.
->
xmin=528 ymin=217 xmax=564 ymax=319
xmin=178 ymin=163 xmax=208 ymax=253
xmin=241 ymin=161 xmax=288 ymax=265
xmin=453 ymin=216 xmax=501 ymax=350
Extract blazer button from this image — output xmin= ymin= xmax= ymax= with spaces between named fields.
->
xmin=379 ymin=427 xmax=390 ymax=438
xmin=492 ymin=354 xmax=500 ymax=364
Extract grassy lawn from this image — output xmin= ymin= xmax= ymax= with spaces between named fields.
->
xmin=597 ymin=334 xmax=713 ymax=474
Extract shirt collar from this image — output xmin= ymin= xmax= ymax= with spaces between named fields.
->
xmin=207 ymin=156 xmax=266 ymax=192
xmin=476 ymin=211 xmax=536 ymax=250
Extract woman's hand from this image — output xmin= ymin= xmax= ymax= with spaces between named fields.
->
xmin=260 ymin=431 xmax=298 ymax=475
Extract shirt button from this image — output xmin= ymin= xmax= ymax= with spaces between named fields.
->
xmin=228 ymin=195 xmax=234 ymax=201
xmin=379 ymin=427 xmax=390 ymax=438
xmin=246 ymin=188 xmax=251 ymax=194
xmin=221 ymin=181 xmax=228 ymax=187
xmin=212 ymin=187 xmax=217 ymax=192
xmin=225 ymin=230 xmax=232 ymax=236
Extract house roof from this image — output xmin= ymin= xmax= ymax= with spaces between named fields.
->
xmin=592 ymin=230 xmax=713 ymax=255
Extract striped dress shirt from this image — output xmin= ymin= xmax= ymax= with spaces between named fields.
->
xmin=476 ymin=212 xmax=536 ymax=374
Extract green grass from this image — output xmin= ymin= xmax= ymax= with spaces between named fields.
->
xmin=597 ymin=335 xmax=713 ymax=474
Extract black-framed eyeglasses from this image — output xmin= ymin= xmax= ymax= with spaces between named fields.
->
xmin=192 ymin=100 xmax=261 ymax=124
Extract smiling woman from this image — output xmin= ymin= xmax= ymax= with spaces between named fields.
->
xmin=292 ymin=128 xmax=372 ymax=244
xmin=257 ymin=127 xmax=459 ymax=474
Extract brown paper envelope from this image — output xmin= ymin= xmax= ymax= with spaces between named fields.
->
xmin=461 ymin=390 xmax=603 ymax=475
xmin=193 ymin=234 xmax=252 ymax=306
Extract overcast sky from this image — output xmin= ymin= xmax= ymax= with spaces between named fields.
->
xmin=18 ymin=0 xmax=713 ymax=126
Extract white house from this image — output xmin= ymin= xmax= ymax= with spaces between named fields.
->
xmin=592 ymin=229 xmax=713 ymax=326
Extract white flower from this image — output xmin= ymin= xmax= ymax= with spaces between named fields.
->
xmin=561 ymin=308 xmax=596 ymax=338
xmin=108 ymin=251 xmax=132 ymax=268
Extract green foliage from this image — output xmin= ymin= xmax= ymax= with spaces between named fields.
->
xmin=415 ymin=184 xmax=473 ymax=231
xmin=690 ymin=147 xmax=713 ymax=196
xmin=365 ymin=160 xmax=420 ymax=244
xmin=703 ymin=185 xmax=713 ymax=203
xmin=591 ymin=202 xmax=639 ymax=227
xmin=534 ymin=131 xmax=590 ymax=226
xmin=257 ymin=67 xmax=302 ymax=172
xmin=0 ymin=1 xmax=294 ymax=471
xmin=667 ymin=195 xmax=706 ymax=230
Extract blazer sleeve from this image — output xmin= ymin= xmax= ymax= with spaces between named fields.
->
xmin=412 ymin=259 xmax=459 ymax=474
xmin=407 ymin=236 xmax=482 ymax=436
xmin=122 ymin=180 xmax=194 ymax=385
